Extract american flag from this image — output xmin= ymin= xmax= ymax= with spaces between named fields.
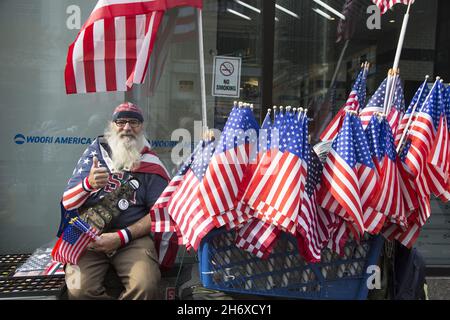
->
xmin=404 ymin=80 xmax=445 ymax=178
xmin=360 ymin=76 xmax=405 ymax=134
xmin=383 ymin=140 xmax=430 ymax=248
xmin=241 ymin=109 xmax=306 ymax=234
xmin=369 ymin=118 xmax=407 ymax=229
xmin=52 ymin=218 xmax=99 ymax=265
xmin=387 ymin=77 xmax=406 ymax=136
xmin=320 ymin=112 xmax=374 ymax=240
xmin=234 ymin=110 xmax=273 ymax=224
xmin=296 ymin=146 xmax=335 ymax=262
xmin=149 ymin=142 xmax=204 ymax=234
xmin=361 ymin=115 xmax=385 ymax=234
xmin=199 ymin=105 xmax=259 ymax=229
xmin=397 ymin=140 xmax=420 ymax=212
xmin=64 ymin=0 xmax=202 ymax=94
xmin=167 ymin=140 xmax=216 ymax=250
xmin=320 ymin=66 xmax=367 ymax=142
xmin=372 ymin=0 xmax=415 ymax=15
xmin=395 ymin=79 xmax=430 ymax=145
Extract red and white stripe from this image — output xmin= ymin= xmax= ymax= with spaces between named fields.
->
xmin=397 ymin=159 xmax=419 ymax=212
xmin=167 ymin=170 xmax=215 ymax=250
xmin=240 ymin=149 xmax=305 ymax=234
xmin=425 ymin=164 xmax=450 ymax=202
xmin=372 ymin=0 xmax=414 ymax=15
xmin=360 ymin=107 xmax=383 ymax=130
xmin=62 ymin=178 xmax=94 ymax=211
xmin=321 ymin=149 xmax=365 ymax=240
xmin=358 ymin=157 xmax=385 ymax=234
xmin=387 ymin=108 xmax=402 ymax=137
xmin=149 ymin=174 xmax=183 ymax=233
xmin=153 ymin=230 xmax=180 ymax=270
xmin=320 ymin=92 xmax=359 ymax=142
xmin=327 ymin=218 xmax=349 ymax=256
xmin=320 ymin=109 xmax=346 ymax=142
xmin=199 ymin=144 xmax=251 ymax=228
xmin=369 ymin=156 xmax=407 ymax=229
xmin=296 ymin=197 xmax=334 ymax=262
xmin=65 ymin=10 xmax=163 ymax=93
xmin=404 ymin=111 xmax=436 ymax=176
xmin=64 ymin=0 xmax=202 ymax=94
xmin=428 ymin=115 xmax=449 ymax=170
xmin=235 ymin=219 xmax=281 ymax=259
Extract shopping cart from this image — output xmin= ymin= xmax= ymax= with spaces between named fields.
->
xmin=198 ymin=228 xmax=384 ymax=300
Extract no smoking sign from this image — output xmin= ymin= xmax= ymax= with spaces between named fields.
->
xmin=212 ymin=56 xmax=241 ymax=97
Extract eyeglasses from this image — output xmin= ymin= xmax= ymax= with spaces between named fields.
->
xmin=114 ymin=119 xmax=142 ymax=128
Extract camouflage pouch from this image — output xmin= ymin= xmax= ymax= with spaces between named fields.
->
xmin=78 ymin=177 xmax=140 ymax=234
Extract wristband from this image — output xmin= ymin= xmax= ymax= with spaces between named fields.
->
xmin=82 ymin=177 xmax=94 ymax=192
xmin=117 ymin=228 xmax=132 ymax=246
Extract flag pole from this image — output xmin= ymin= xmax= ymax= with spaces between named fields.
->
xmin=197 ymin=8 xmax=208 ymax=138
xmin=384 ymin=2 xmax=413 ymax=115
xmin=393 ymin=2 xmax=412 ymax=71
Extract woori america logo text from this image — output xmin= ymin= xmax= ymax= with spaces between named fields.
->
xmin=14 ymin=133 xmax=93 ymax=145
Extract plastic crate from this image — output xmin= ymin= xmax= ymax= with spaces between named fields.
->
xmin=199 ymin=228 xmax=384 ymax=300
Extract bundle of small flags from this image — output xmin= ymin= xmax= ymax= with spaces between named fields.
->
xmin=150 ymin=69 xmax=449 ymax=262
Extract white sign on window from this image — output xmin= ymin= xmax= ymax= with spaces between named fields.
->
xmin=212 ymin=56 xmax=241 ymax=98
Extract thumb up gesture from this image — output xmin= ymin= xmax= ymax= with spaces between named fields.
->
xmin=87 ymin=156 xmax=109 ymax=189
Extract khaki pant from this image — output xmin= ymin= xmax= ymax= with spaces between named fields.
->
xmin=65 ymin=235 xmax=161 ymax=300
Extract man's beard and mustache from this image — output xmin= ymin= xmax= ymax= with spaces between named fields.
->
xmin=104 ymin=123 xmax=146 ymax=172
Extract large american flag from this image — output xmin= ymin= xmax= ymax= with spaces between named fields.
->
xmin=372 ymin=0 xmax=414 ymax=15
xmin=64 ymin=0 xmax=202 ymax=94
xmin=199 ymin=105 xmax=259 ymax=229
xmin=320 ymin=112 xmax=374 ymax=240
xmin=52 ymin=218 xmax=99 ymax=265
xmin=167 ymin=140 xmax=216 ymax=250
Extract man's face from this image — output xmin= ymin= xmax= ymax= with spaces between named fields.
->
xmin=112 ymin=118 xmax=143 ymax=140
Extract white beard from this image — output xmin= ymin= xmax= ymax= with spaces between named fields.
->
xmin=104 ymin=123 xmax=145 ymax=172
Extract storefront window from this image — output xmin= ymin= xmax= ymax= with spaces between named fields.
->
xmin=0 ymin=0 xmax=449 ymax=269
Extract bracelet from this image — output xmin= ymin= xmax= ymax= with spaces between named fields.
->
xmin=82 ymin=177 xmax=94 ymax=192
xmin=117 ymin=228 xmax=132 ymax=246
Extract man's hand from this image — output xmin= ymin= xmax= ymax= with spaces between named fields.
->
xmin=88 ymin=233 xmax=121 ymax=254
xmin=88 ymin=156 xmax=109 ymax=189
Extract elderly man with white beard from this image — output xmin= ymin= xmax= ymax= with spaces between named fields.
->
xmin=61 ymin=102 xmax=171 ymax=300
